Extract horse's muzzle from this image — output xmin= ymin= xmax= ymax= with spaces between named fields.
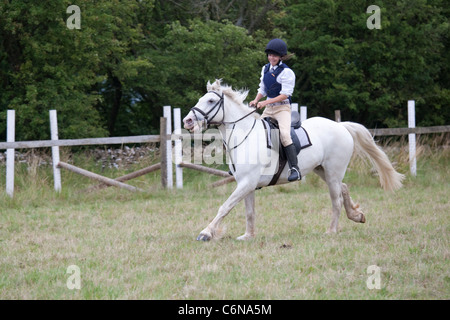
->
xmin=183 ymin=112 xmax=203 ymax=132
xmin=183 ymin=116 xmax=194 ymax=131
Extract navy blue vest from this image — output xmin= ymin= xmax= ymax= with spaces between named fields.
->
xmin=263 ymin=62 xmax=290 ymax=99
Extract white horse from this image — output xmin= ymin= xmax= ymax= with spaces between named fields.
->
xmin=183 ymin=80 xmax=405 ymax=241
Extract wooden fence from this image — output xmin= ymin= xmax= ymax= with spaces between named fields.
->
xmin=1 ymin=101 xmax=449 ymax=196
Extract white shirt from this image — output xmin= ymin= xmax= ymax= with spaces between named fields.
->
xmin=257 ymin=63 xmax=296 ymax=98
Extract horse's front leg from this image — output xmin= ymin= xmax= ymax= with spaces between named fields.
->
xmin=237 ymin=190 xmax=256 ymax=241
xmin=197 ymin=184 xmax=255 ymax=241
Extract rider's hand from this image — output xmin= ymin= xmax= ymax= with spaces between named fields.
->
xmin=256 ymin=100 xmax=267 ymax=109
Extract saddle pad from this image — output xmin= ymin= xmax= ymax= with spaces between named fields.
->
xmin=294 ymin=126 xmax=312 ymax=150
xmin=262 ymin=119 xmax=312 ymax=186
xmin=262 ymin=119 xmax=312 ymax=151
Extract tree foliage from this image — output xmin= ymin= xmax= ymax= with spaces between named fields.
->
xmin=279 ymin=0 xmax=449 ymax=127
xmin=0 ymin=0 xmax=448 ymax=140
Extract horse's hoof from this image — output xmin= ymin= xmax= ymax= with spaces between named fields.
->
xmin=196 ymin=233 xmax=212 ymax=241
xmin=237 ymin=234 xmax=254 ymax=241
xmin=360 ymin=214 xmax=366 ymax=223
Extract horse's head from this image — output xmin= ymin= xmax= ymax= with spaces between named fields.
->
xmin=183 ymin=79 xmax=252 ymax=132
xmin=183 ymin=79 xmax=224 ymax=133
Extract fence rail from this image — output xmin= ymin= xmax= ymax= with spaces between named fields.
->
xmin=368 ymin=125 xmax=450 ymax=136
xmin=0 ymin=125 xmax=448 ymax=151
xmin=2 ymin=101 xmax=449 ymax=196
xmin=0 ymin=135 xmax=160 ymax=150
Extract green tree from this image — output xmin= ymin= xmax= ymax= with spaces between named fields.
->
xmin=122 ymin=19 xmax=267 ymax=135
xmin=277 ymin=0 xmax=449 ymax=127
xmin=88 ymin=0 xmax=155 ymax=136
xmin=1 ymin=0 xmax=447 ymax=142
xmin=0 ymin=0 xmax=155 ymax=140
xmin=0 ymin=0 xmax=106 ymax=140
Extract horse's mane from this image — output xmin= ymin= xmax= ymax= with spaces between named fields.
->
xmin=207 ymin=79 xmax=258 ymax=118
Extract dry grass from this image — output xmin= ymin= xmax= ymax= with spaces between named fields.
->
xmin=0 ymin=138 xmax=448 ymax=299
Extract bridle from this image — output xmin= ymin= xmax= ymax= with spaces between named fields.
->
xmin=189 ymin=90 xmax=259 ymax=155
xmin=190 ymin=91 xmax=225 ymax=127
xmin=190 ymin=91 xmax=258 ymax=127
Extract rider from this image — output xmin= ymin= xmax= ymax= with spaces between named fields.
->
xmin=249 ymin=38 xmax=300 ymax=181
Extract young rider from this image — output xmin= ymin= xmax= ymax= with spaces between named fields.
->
xmin=249 ymin=38 xmax=301 ymax=181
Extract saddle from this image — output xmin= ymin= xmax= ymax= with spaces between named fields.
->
xmin=262 ymin=111 xmax=312 ymax=186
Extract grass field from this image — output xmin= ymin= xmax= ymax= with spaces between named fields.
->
xmin=0 ymin=138 xmax=448 ymax=300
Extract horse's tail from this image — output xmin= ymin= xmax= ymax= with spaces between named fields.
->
xmin=341 ymin=122 xmax=405 ymax=191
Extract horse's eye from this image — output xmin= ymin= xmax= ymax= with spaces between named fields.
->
xmin=208 ymin=99 xmax=214 ymax=104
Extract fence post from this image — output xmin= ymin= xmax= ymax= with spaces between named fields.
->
xmin=300 ymin=106 xmax=307 ymax=122
xmin=6 ymin=110 xmax=15 ymax=197
xmin=173 ymin=108 xmax=183 ymax=189
xmin=408 ymin=100 xmax=417 ymax=176
xmin=299 ymin=106 xmax=307 ymax=183
xmin=163 ymin=106 xmax=173 ymax=189
xmin=291 ymin=103 xmax=298 ymax=113
xmin=49 ymin=110 xmax=62 ymax=192
xmin=160 ymin=117 xmax=168 ymax=188
xmin=335 ymin=110 xmax=341 ymax=122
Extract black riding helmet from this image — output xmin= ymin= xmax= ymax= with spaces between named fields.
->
xmin=265 ymin=38 xmax=287 ymax=57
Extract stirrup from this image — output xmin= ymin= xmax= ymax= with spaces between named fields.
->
xmin=288 ymin=167 xmax=301 ymax=181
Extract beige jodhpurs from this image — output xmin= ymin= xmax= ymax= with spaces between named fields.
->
xmin=261 ymin=103 xmax=293 ymax=147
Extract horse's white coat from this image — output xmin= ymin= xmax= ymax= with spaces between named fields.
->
xmin=183 ymin=80 xmax=405 ymax=240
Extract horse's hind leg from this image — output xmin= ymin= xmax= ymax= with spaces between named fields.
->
xmin=237 ymin=190 xmax=256 ymax=241
xmin=326 ymin=179 xmax=344 ymax=233
xmin=314 ymin=166 xmax=342 ymax=232
xmin=341 ymin=183 xmax=365 ymax=223
xmin=314 ymin=167 xmax=365 ymax=229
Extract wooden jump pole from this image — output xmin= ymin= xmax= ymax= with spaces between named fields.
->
xmin=178 ymin=162 xmax=235 ymax=188
xmin=102 ymin=163 xmax=161 ymax=182
xmin=85 ymin=163 xmax=161 ymax=192
xmin=210 ymin=176 xmax=235 ymax=188
xmin=178 ymin=162 xmax=230 ymax=178
xmin=58 ymin=161 xmax=142 ymax=192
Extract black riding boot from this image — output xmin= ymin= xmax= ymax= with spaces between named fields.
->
xmin=284 ymin=143 xmax=301 ymax=181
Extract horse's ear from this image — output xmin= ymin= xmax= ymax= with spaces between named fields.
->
xmin=241 ymin=90 xmax=249 ymax=101
xmin=207 ymin=79 xmax=222 ymax=92
xmin=206 ymin=80 xmax=213 ymax=91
